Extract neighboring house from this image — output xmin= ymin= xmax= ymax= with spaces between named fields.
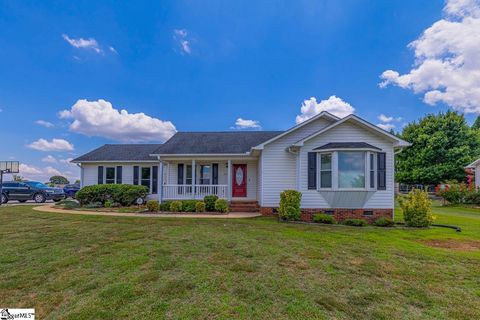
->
xmin=72 ymin=112 xmax=410 ymax=221
xmin=465 ymin=159 xmax=480 ymax=188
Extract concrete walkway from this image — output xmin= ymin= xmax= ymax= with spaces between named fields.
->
xmin=33 ymin=204 xmax=262 ymax=219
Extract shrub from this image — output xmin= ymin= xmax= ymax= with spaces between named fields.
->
xmin=146 ymin=200 xmax=160 ymax=212
xmin=373 ymin=217 xmax=394 ymax=227
xmin=182 ymin=200 xmax=197 ymax=212
xmin=160 ymin=201 xmax=171 ymax=211
xmin=54 ymin=199 xmax=80 ymax=209
xmin=278 ymin=190 xmax=302 ymax=221
xmin=84 ymin=202 xmax=103 ymax=209
xmin=214 ymin=199 xmax=229 ymax=213
xmin=170 ymin=201 xmax=182 ymax=212
xmin=104 ymin=200 xmax=113 ymax=208
xmin=464 ymin=188 xmax=480 ymax=205
xmin=312 ymin=213 xmax=336 ymax=224
xmin=195 ymin=201 xmax=206 ymax=213
xmin=204 ymin=195 xmax=219 ymax=212
xmin=437 ymin=181 xmax=468 ymax=204
xmin=398 ymin=189 xmax=434 ymax=227
xmin=342 ymin=219 xmax=367 ymax=227
xmin=76 ymin=184 xmax=148 ymax=206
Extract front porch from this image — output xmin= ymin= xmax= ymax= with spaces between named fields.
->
xmin=159 ymin=158 xmax=258 ymax=202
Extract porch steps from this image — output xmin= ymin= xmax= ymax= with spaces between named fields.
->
xmin=229 ymin=201 xmax=260 ymax=213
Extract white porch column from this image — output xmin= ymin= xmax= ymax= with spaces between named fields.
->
xmin=227 ymin=160 xmax=232 ymax=201
xmin=192 ymin=159 xmax=196 ymax=200
xmin=159 ymin=161 xmax=164 ymax=202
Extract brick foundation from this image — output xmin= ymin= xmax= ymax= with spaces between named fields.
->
xmin=260 ymin=207 xmax=393 ymax=224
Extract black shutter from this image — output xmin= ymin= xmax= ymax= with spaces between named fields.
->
xmin=133 ymin=166 xmax=139 ymax=185
xmin=177 ymin=164 xmax=184 ymax=184
xmin=116 ymin=166 xmax=122 ymax=184
xmin=152 ymin=166 xmax=158 ymax=194
xmin=212 ymin=163 xmax=218 ymax=185
xmin=307 ymin=152 xmax=317 ymax=190
xmin=98 ymin=166 xmax=104 ymax=184
xmin=377 ymin=152 xmax=386 ymax=190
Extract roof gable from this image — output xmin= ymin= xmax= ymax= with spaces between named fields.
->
xmin=293 ymin=114 xmax=411 ymax=148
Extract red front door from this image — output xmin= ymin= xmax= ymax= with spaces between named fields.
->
xmin=232 ymin=164 xmax=247 ymax=197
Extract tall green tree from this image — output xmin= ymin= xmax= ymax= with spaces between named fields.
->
xmin=396 ymin=111 xmax=480 ymax=185
xmin=49 ymin=175 xmax=69 ymax=185
xmin=472 ymin=115 xmax=480 ymax=130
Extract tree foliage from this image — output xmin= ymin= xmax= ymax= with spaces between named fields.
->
xmin=49 ymin=175 xmax=69 ymax=185
xmin=396 ymin=111 xmax=480 ymax=185
xmin=472 ymin=116 xmax=480 ymax=130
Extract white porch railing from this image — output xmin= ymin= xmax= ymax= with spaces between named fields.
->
xmin=162 ymin=184 xmax=228 ymax=200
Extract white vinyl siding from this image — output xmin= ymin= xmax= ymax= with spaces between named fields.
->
xmin=261 ymin=117 xmax=334 ymax=207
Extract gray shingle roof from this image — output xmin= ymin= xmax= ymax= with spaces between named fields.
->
xmin=72 ymin=144 xmax=162 ymax=162
xmin=153 ymin=131 xmax=283 ymax=154
xmin=313 ymin=142 xmax=381 ymax=151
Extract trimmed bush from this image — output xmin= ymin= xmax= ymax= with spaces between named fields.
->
xmin=398 ymin=189 xmax=434 ymax=227
xmin=160 ymin=201 xmax=171 ymax=211
xmin=214 ymin=199 xmax=229 ymax=213
xmin=170 ymin=201 xmax=182 ymax=212
xmin=76 ymin=184 xmax=148 ymax=206
xmin=342 ymin=219 xmax=367 ymax=227
xmin=278 ymin=190 xmax=302 ymax=221
xmin=313 ymin=213 xmax=336 ymax=224
xmin=84 ymin=202 xmax=103 ymax=209
xmin=182 ymin=200 xmax=197 ymax=212
xmin=204 ymin=195 xmax=219 ymax=212
xmin=373 ymin=217 xmax=394 ymax=227
xmin=146 ymin=200 xmax=160 ymax=212
xmin=195 ymin=201 xmax=206 ymax=213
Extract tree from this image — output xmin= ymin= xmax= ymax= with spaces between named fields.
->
xmin=74 ymin=179 xmax=80 ymax=185
xmin=49 ymin=175 xmax=69 ymax=185
xmin=396 ymin=111 xmax=480 ymax=185
xmin=472 ymin=115 xmax=480 ymax=130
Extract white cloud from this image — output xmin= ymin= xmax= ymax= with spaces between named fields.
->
xmin=42 ymin=155 xmax=57 ymax=163
xmin=59 ymin=99 xmax=176 ymax=142
xmin=109 ymin=46 xmax=118 ymax=54
xmin=232 ymin=118 xmax=261 ymax=130
xmin=36 ymin=120 xmax=54 ymax=128
xmin=378 ymin=114 xmax=393 ymax=122
xmin=27 ymin=138 xmax=74 ymax=152
xmin=20 ymin=164 xmax=43 ymax=175
xmin=376 ymin=123 xmax=396 ymax=131
xmin=380 ymin=0 xmax=480 ymax=114
xmin=62 ymin=34 xmax=102 ymax=53
xmin=296 ymin=96 xmax=355 ymax=124
xmin=173 ymin=29 xmax=192 ymax=54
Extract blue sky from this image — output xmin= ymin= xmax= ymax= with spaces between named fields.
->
xmin=1 ymin=0 xmax=479 ymax=182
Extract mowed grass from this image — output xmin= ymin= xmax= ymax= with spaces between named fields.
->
xmin=1 ymin=204 xmax=480 ymax=319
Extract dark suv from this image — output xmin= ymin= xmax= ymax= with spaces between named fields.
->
xmin=0 ymin=181 xmax=65 ymax=204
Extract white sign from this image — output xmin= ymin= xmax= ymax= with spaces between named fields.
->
xmin=0 ymin=308 xmax=35 ymax=320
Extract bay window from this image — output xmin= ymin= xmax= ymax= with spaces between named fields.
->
xmin=338 ymin=151 xmax=365 ymax=188
xmin=319 ymin=153 xmax=332 ymax=188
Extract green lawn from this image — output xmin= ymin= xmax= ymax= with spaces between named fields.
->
xmin=1 ymin=204 xmax=479 ymax=319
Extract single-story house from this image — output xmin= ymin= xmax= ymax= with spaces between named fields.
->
xmin=72 ymin=112 xmax=410 ymax=221
xmin=465 ymin=159 xmax=480 ymax=188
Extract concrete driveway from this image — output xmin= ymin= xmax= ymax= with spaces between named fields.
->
xmin=0 ymin=200 xmax=57 ymax=206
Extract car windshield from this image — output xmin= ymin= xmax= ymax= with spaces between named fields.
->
xmin=25 ymin=181 xmax=49 ymax=189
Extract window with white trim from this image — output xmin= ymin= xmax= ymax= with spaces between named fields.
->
xmin=141 ymin=167 xmax=151 ymax=191
xmin=319 ymin=153 xmax=332 ymax=188
xmin=369 ymin=153 xmax=376 ymax=189
xmin=105 ymin=167 xmax=115 ymax=184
